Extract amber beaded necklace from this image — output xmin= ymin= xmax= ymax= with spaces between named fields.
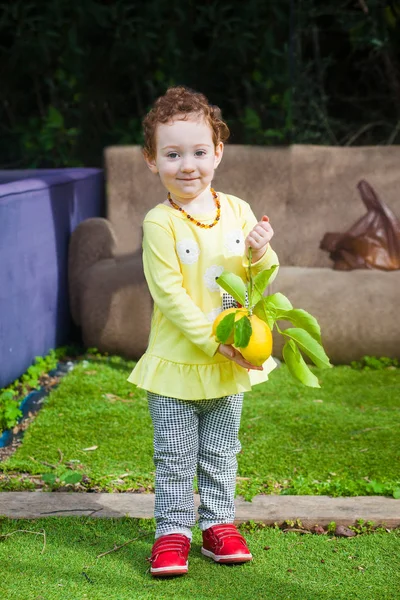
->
xmin=167 ymin=188 xmax=221 ymax=229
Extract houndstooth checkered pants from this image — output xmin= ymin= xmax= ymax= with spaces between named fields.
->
xmin=147 ymin=391 xmax=244 ymax=540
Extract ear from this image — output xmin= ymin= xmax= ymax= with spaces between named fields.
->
xmin=214 ymin=142 xmax=224 ymax=169
xmin=143 ymin=150 xmax=158 ymax=174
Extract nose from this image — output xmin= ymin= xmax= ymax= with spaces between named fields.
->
xmin=181 ymin=155 xmax=195 ymax=172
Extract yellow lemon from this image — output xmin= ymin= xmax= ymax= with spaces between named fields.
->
xmin=236 ymin=314 xmax=273 ymax=367
xmin=213 ymin=309 xmax=272 ymax=365
xmin=212 ymin=308 xmax=247 ymax=345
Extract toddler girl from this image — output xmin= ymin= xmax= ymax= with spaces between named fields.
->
xmin=128 ymin=86 xmax=279 ymax=576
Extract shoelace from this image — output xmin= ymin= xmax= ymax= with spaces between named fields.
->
xmin=147 ymin=535 xmax=190 ymax=563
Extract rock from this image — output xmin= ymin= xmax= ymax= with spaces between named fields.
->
xmin=335 ymin=525 xmax=356 ymax=537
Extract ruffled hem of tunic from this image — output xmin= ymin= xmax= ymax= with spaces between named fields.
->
xmin=127 ymin=353 xmax=277 ymax=401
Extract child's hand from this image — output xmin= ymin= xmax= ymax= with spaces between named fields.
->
xmin=217 ymin=344 xmax=264 ymax=371
xmin=245 ymin=216 xmax=274 ymax=261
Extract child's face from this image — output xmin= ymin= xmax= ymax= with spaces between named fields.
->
xmin=145 ymin=113 xmax=223 ymax=201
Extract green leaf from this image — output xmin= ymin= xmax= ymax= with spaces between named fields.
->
xmin=242 ymin=107 xmax=262 ymax=131
xmin=370 ymin=37 xmax=384 ymax=48
xmin=4 ymin=403 xmax=22 ymax=428
xmin=41 ymin=473 xmax=57 ymax=485
xmin=251 ymin=265 xmax=279 ymax=306
xmin=276 ymin=309 xmax=322 ymax=343
xmin=393 ymin=488 xmax=400 ymax=499
xmin=1 ymin=390 xmax=16 ymax=401
xmin=215 ymin=271 xmax=246 ymax=306
xmin=234 ymin=316 xmax=252 ymax=348
xmin=216 ymin=312 xmax=235 ymax=343
xmin=61 ymin=472 xmax=83 ymax=484
xmin=366 ymin=480 xmax=385 ymax=494
xmin=253 ymin=298 xmax=276 ymax=330
xmin=281 ymin=328 xmax=332 ymax=369
xmin=264 ymin=293 xmax=293 ymax=312
xmin=48 ymin=106 xmax=64 ymax=129
xmin=282 ymin=340 xmax=321 ymax=388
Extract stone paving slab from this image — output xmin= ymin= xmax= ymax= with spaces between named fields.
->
xmin=1 ymin=492 xmax=399 ymax=527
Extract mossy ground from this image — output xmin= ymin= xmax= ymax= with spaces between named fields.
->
xmin=0 ymin=355 xmax=399 ymax=498
xmin=0 ymin=517 xmax=399 ymax=600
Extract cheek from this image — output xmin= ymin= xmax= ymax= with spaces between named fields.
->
xmin=200 ymin=158 xmax=216 ymax=175
xmin=159 ymin=163 xmax=177 ymax=178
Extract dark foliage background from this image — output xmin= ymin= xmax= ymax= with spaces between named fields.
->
xmin=0 ymin=0 xmax=399 ymax=168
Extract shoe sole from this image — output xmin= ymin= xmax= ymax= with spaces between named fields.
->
xmin=201 ymin=547 xmax=252 ymax=563
xmin=150 ymin=562 xmax=188 ymax=577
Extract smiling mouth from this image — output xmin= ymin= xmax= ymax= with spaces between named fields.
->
xmin=178 ymin=178 xmax=198 ymax=181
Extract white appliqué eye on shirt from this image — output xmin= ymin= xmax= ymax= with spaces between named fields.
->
xmin=203 ymin=264 xmax=225 ymax=292
xmin=224 ymin=230 xmax=245 ymax=255
xmin=176 ymin=239 xmax=200 ymax=264
xmin=205 ymin=307 xmax=223 ymax=323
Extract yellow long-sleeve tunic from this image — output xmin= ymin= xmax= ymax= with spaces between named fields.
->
xmin=127 ymin=192 xmax=279 ymax=400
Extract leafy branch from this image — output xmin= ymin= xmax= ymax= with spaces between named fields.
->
xmin=215 ymin=249 xmax=332 ymax=388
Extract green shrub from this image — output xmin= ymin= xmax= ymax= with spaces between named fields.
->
xmin=0 ymin=347 xmax=71 ymax=434
xmin=1 ymin=1 xmax=398 ymax=168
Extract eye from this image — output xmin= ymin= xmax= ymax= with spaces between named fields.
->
xmin=167 ymin=152 xmax=179 ymax=159
xmin=195 ymin=150 xmax=207 ymax=157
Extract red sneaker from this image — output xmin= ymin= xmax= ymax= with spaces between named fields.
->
xmin=201 ymin=524 xmax=252 ymax=563
xmin=147 ymin=534 xmax=190 ymax=577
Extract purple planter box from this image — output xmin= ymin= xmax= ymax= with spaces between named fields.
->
xmin=0 ymin=168 xmax=104 ymax=388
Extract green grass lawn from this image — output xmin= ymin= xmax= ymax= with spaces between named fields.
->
xmin=0 ymin=517 xmax=399 ymax=600
xmin=0 ymin=355 xmax=399 ymax=498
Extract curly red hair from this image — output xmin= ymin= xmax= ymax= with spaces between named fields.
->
xmin=143 ymin=86 xmax=230 ymax=159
